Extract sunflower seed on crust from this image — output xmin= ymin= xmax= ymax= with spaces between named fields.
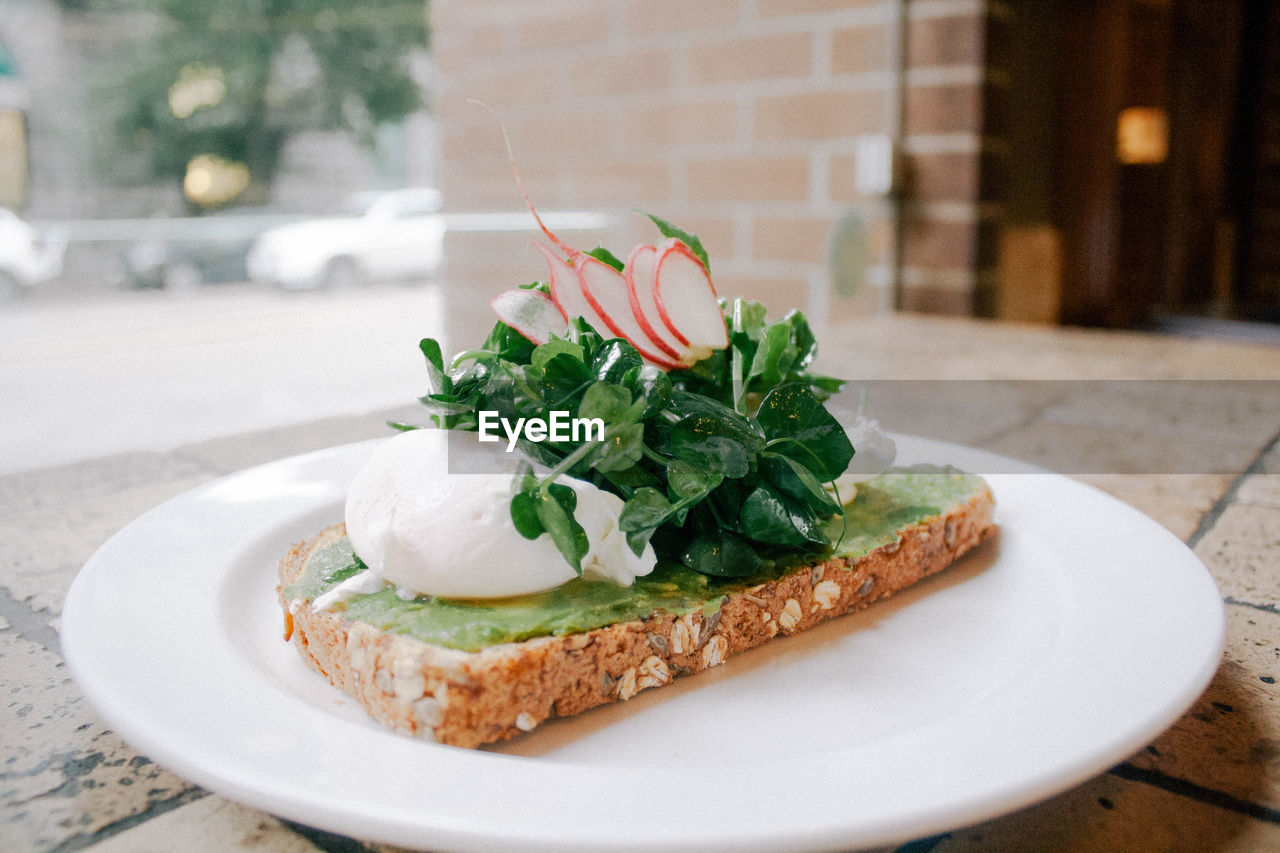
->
xmin=617 ymin=667 xmax=639 ymax=701
xmin=778 ymin=598 xmax=803 ymax=631
xmin=638 ymin=656 xmax=671 ymax=689
xmin=701 ymin=635 xmax=728 ymax=668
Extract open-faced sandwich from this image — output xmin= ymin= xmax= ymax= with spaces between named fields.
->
xmin=278 ymin=198 xmax=995 ymax=749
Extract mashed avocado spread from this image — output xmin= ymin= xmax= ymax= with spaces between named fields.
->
xmin=284 ymin=468 xmax=984 ymax=652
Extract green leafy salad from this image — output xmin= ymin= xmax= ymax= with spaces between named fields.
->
xmin=396 ymin=215 xmax=860 ymax=580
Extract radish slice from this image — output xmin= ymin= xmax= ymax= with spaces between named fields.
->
xmin=490 ymin=289 xmax=567 ymax=345
xmin=577 ymin=255 xmax=685 ymax=370
xmin=654 ymin=241 xmax=728 ymax=351
xmin=624 ymin=243 xmax=694 ymax=364
xmin=533 ymin=241 xmax=611 ymax=335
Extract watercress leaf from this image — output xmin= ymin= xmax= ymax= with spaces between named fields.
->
xmin=674 ymin=348 xmax=729 ymax=392
xmin=419 ymin=338 xmax=451 ymax=396
xmin=731 ymin=298 xmax=769 ymax=343
xmin=449 ymin=359 xmax=492 ymax=401
xmin=759 ymin=452 xmax=843 ymax=517
xmin=592 ymin=339 xmax=643 ymax=384
xmin=578 ymin=381 xmax=634 ymax=423
xmin=626 ymin=364 xmax=673 ymax=419
xmin=538 ymin=484 xmax=588 ymax=573
xmin=569 ymin=317 xmax=605 ymax=347
xmin=509 ymin=490 xmax=544 ymax=540
xmin=516 ymin=461 xmax=538 ymax=492
xmin=601 ymin=466 xmax=663 ymax=490
xmin=747 ymin=321 xmax=799 ymax=384
xmin=531 ymin=338 xmax=585 ymax=371
xmin=590 ymin=421 xmax=645 ymax=472
xmin=619 ymin=487 xmax=673 ymax=533
xmin=668 ymin=415 xmax=753 ymax=479
xmin=540 ymin=352 xmax=594 ymax=407
xmin=756 ymin=383 xmax=854 ymax=481
xmin=680 ymin=530 xmax=762 ymax=577
xmin=625 ymin=528 xmax=652 ymax=559
xmin=585 ymin=245 xmax=626 ymax=272
xmin=739 ymin=485 xmax=830 ymax=548
xmin=481 ymin=320 xmax=536 ymax=363
xmin=784 ymin=310 xmax=818 ymax=367
xmin=387 ymin=421 xmax=421 ymax=432
xmin=415 ymin=394 xmax=477 ymax=417
xmin=669 ymin=391 xmax=765 ymax=444
xmin=644 ymin=212 xmax=711 ymax=272
xmin=667 ymin=459 xmax=724 ymax=500
xmin=517 ymin=439 xmax=564 ymax=468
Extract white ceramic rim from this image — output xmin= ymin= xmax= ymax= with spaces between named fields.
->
xmin=61 ymin=436 xmax=1225 ymax=852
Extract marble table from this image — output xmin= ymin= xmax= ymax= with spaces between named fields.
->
xmin=5 ymin=314 xmax=1280 ymax=852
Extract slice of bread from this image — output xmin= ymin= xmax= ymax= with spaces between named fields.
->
xmin=278 ymin=480 xmax=995 ymax=749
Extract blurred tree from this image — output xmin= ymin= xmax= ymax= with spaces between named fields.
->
xmin=104 ymin=0 xmax=429 ymax=208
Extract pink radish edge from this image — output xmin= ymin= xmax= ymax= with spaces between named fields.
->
xmin=623 ymin=244 xmax=687 ymax=363
xmin=576 ymin=254 xmax=685 ymax=371
xmin=490 ymin=288 xmax=567 ymax=345
xmin=533 ymin=240 xmax=610 ymax=335
xmin=653 ymin=240 xmax=726 ymax=349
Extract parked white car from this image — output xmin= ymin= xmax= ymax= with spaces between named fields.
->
xmin=0 ymin=208 xmax=65 ymax=298
xmin=246 ymin=188 xmax=444 ymax=290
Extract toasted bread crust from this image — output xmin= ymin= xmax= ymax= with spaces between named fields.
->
xmin=278 ymin=483 xmax=995 ymax=748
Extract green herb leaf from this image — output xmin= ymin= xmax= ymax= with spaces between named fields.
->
xmin=759 ymin=452 xmax=843 ymax=517
xmin=784 ymin=310 xmax=818 ymax=368
xmin=644 ymin=212 xmax=711 ymax=272
xmin=415 ymin=393 xmax=479 ymax=417
xmin=666 ymin=459 xmax=724 ymax=500
xmin=531 ymin=339 xmax=585 ymax=370
xmin=585 ymin=245 xmax=626 ymax=272
xmin=619 ymin=487 xmax=673 ymax=532
xmin=419 ymin=338 xmax=450 ymax=395
xmin=739 ymin=485 xmax=829 ymax=548
xmin=510 ymin=490 xmax=544 ymax=539
xmin=536 ymin=484 xmax=589 ymax=573
xmin=680 ymin=530 xmax=762 ymax=577
xmin=578 ymin=381 xmax=635 ymax=423
xmin=626 ymin=364 xmax=673 ymax=419
xmin=756 ymin=383 xmax=854 ymax=481
xmin=481 ymin=320 xmax=536 ymax=363
xmin=592 ymin=339 xmax=643 ymax=384
xmin=669 ymin=391 xmax=764 ymax=443
xmin=539 ymin=352 xmax=594 ymax=407
xmin=590 ymin=422 xmax=646 ymax=472
xmin=747 ymin=321 xmax=799 ymax=384
xmin=668 ymin=415 xmax=754 ymax=479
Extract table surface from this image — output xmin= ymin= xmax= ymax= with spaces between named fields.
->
xmin=5 ymin=313 xmax=1280 ymax=853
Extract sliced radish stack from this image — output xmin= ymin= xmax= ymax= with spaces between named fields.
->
xmin=654 ymin=241 xmax=728 ymax=353
xmin=489 ymin=289 xmax=567 ymax=345
xmin=497 ymin=236 xmax=727 ymax=367
xmin=533 ymin=241 xmax=611 ymax=335
xmin=625 ymin=243 xmax=696 ymax=363
xmin=493 ymin=135 xmax=726 ymax=367
xmin=577 ymin=254 xmax=684 ymax=370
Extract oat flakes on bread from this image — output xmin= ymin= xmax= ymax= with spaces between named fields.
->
xmin=278 ymin=479 xmax=994 ymax=750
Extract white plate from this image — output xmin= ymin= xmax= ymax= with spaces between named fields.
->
xmin=62 ymin=437 xmax=1224 ymax=852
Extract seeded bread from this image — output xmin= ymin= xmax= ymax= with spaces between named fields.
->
xmin=278 ymin=482 xmax=995 ymax=749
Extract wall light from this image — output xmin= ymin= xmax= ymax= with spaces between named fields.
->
xmin=1116 ymin=107 xmax=1168 ymax=165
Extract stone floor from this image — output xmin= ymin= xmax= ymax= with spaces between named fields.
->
xmin=3 ymin=313 xmax=1279 ymax=852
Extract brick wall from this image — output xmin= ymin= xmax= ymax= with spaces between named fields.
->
xmin=431 ymin=0 xmax=1004 ymax=342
